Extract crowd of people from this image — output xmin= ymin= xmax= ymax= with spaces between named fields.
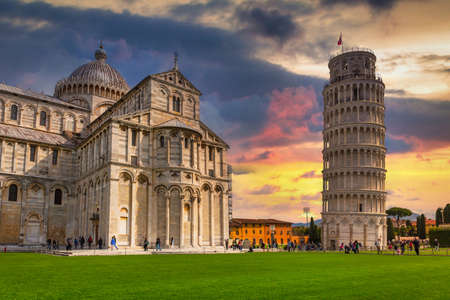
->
xmin=46 ymin=235 xmax=105 ymax=251
xmin=387 ymin=238 xmax=426 ymax=255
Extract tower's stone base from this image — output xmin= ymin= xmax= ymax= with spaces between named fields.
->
xmin=321 ymin=213 xmax=386 ymax=250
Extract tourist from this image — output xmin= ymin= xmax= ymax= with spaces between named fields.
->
xmin=47 ymin=239 xmax=51 ymax=250
xmin=52 ymin=239 xmax=57 ymax=250
xmin=74 ymin=238 xmax=79 ymax=249
xmin=80 ymin=236 xmax=85 ymax=249
xmin=225 ymin=239 xmax=229 ymax=250
xmin=339 ymin=243 xmax=344 ymax=251
xmin=344 ymin=244 xmax=350 ymax=254
xmin=400 ymin=241 xmax=406 ymax=255
xmin=98 ymin=237 xmax=103 ymax=249
xmin=409 ymin=240 xmax=413 ymax=252
xmin=261 ymin=241 xmax=265 ymax=252
xmin=156 ymin=237 xmax=161 ymax=251
xmin=170 ymin=237 xmax=174 ymax=248
xmin=413 ymin=238 xmax=420 ymax=256
xmin=433 ymin=238 xmax=439 ymax=255
xmin=375 ymin=239 xmax=381 ymax=255
xmin=144 ymin=238 xmax=149 ymax=251
xmin=66 ymin=238 xmax=72 ymax=251
xmin=111 ymin=235 xmax=118 ymax=250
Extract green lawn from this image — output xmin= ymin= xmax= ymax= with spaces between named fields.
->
xmin=1 ymin=252 xmax=449 ymax=299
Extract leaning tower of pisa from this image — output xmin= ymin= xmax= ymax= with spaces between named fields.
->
xmin=321 ymin=48 xmax=387 ymax=250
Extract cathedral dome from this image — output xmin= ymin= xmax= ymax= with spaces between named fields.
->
xmin=54 ymin=44 xmax=129 ymax=101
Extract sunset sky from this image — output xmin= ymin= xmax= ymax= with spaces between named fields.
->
xmin=1 ymin=0 xmax=449 ymax=221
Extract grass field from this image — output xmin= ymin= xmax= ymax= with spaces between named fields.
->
xmin=1 ymin=252 xmax=449 ymax=299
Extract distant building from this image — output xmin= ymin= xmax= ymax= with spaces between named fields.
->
xmin=229 ymin=218 xmax=308 ymax=246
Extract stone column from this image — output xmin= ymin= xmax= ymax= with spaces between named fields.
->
xmin=179 ymin=195 xmax=184 ymax=248
xmin=363 ymin=224 xmax=368 ymax=249
xmin=210 ymin=192 xmax=214 ymax=246
xmin=198 ymin=196 xmax=202 ymax=246
xmin=147 ymin=182 xmax=152 ymax=242
xmin=179 ymin=134 xmax=184 ymax=167
xmin=130 ymin=180 xmax=137 ymax=247
xmin=167 ymin=135 xmax=170 ymax=165
xmin=165 ymin=193 xmax=170 ymax=247
xmin=191 ymin=197 xmax=197 ymax=247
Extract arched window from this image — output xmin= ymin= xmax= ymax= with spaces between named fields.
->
xmin=39 ymin=111 xmax=47 ymax=126
xmin=160 ymin=136 xmax=165 ymax=147
xmin=8 ymin=184 xmax=18 ymax=201
xmin=54 ymin=189 xmax=62 ymax=205
xmin=10 ymin=104 xmax=18 ymax=120
xmin=119 ymin=208 xmax=129 ymax=235
xmin=172 ymin=96 xmax=181 ymax=113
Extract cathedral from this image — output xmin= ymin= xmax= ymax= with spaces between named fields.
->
xmin=0 ymin=45 xmax=231 ymax=249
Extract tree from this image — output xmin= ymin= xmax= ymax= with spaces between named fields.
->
xmin=386 ymin=207 xmax=413 ymax=227
xmin=387 ymin=217 xmax=395 ymax=242
xmin=308 ymin=217 xmax=320 ymax=244
xmin=444 ymin=204 xmax=450 ymax=224
xmin=436 ymin=208 xmax=443 ymax=227
xmin=417 ymin=214 xmax=426 ymax=239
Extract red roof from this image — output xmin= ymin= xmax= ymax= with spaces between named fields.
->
xmin=230 ymin=218 xmax=292 ymax=227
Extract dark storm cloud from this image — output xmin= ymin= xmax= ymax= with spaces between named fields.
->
xmin=169 ymin=0 xmax=232 ymax=20
xmin=321 ymin=0 xmax=399 ymax=10
xmin=385 ymin=97 xmax=450 ymax=148
xmin=236 ymin=4 xmax=301 ymax=44
xmin=0 ymin=0 xmax=325 ymax=142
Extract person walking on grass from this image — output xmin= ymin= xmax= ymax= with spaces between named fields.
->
xmin=111 ymin=235 xmax=118 ymax=250
xmin=433 ymin=238 xmax=439 ymax=255
xmin=413 ymin=238 xmax=420 ymax=256
xmin=375 ymin=239 xmax=382 ymax=255
xmin=400 ymin=241 xmax=406 ymax=255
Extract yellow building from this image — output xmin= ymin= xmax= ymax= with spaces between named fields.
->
xmin=229 ymin=218 xmax=308 ymax=247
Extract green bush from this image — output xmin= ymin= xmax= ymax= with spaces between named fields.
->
xmin=429 ymin=227 xmax=450 ymax=247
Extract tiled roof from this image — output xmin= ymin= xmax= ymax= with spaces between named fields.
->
xmin=0 ymin=123 xmax=76 ymax=147
xmin=230 ymin=218 xmax=293 ymax=226
xmin=154 ymin=118 xmax=201 ymax=134
xmin=0 ymin=83 xmax=87 ymax=111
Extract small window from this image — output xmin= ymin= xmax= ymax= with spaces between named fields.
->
xmin=39 ymin=111 xmax=47 ymax=126
xmin=54 ymin=189 xmax=62 ymax=205
xmin=8 ymin=184 xmax=18 ymax=202
xmin=252 ymin=230 xmax=255 ymax=234
xmin=208 ymin=169 xmax=215 ymax=177
xmin=131 ymin=130 xmax=137 ymax=146
xmin=235 ymin=231 xmax=239 ymax=235
xmin=30 ymin=145 xmax=36 ymax=162
xmin=280 ymin=231 xmax=283 ymax=235
xmin=259 ymin=230 xmax=262 ymax=234
xmin=52 ymin=149 xmax=58 ymax=165
xmin=131 ymin=156 xmax=138 ymax=166
xmin=185 ymin=138 xmax=189 ymax=149
xmin=208 ymin=147 xmax=213 ymax=161
xmin=10 ymin=104 xmax=18 ymax=120
xmin=245 ymin=230 xmax=248 ymax=234
xmin=160 ymin=136 xmax=165 ymax=147
xmin=359 ymin=203 xmax=363 ymax=212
